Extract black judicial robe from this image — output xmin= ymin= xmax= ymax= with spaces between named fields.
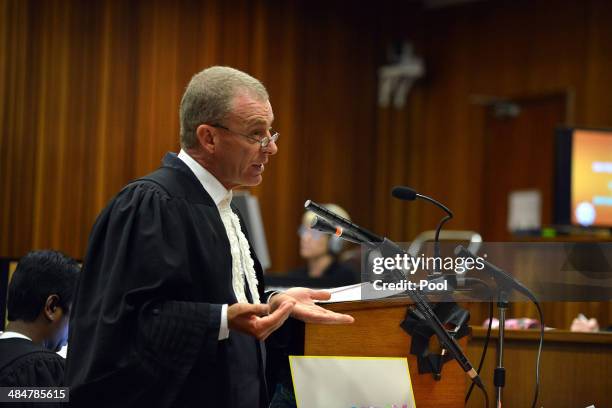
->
xmin=0 ymin=338 xmax=65 ymax=408
xmin=287 ymin=260 xmax=357 ymax=287
xmin=66 ymin=153 xmax=268 ymax=408
xmin=0 ymin=338 xmax=65 ymax=386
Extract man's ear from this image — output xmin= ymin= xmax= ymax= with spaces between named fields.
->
xmin=196 ymin=124 xmax=216 ymax=154
xmin=43 ymin=294 xmax=61 ymax=322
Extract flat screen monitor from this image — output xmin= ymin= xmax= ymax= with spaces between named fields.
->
xmin=555 ymin=127 xmax=612 ymax=228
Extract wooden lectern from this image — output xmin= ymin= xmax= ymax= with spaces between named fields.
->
xmin=304 ymin=299 xmax=467 ymax=408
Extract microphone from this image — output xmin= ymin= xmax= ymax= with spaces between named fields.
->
xmin=454 ymin=245 xmax=537 ymax=302
xmin=392 ymin=186 xmax=453 ymax=272
xmin=304 ymin=200 xmax=383 ymax=244
xmin=310 ymin=216 xmax=365 ymax=245
xmin=391 ymin=186 xmax=453 ymax=217
xmin=304 ymin=199 xmax=484 ymax=387
xmin=390 ymin=185 xmax=417 ymax=201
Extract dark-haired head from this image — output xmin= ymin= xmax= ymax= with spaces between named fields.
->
xmin=6 ymin=250 xmax=80 ymax=351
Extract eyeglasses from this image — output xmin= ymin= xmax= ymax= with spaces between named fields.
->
xmin=209 ymin=124 xmax=279 ymax=148
xmin=297 ymin=225 xmax=324 ymax=240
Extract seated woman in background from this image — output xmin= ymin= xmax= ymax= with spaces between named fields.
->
xmin=288 ymin=203 xmax=358 ymax=286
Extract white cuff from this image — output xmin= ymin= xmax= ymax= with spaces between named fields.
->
xmin=266 ymin=291 xmax=281 ymax=304
xmin=218 ymin=304 xmax=229 ymax=340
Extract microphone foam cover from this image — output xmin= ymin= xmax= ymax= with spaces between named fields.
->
xmin=391 ymin=186 xmax=417 ymax=201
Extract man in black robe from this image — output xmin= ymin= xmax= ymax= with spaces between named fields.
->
xmin=0 ymin=250 xmax=79 ymax=395
xmin=65 ymin=66 xmax=353 ymax=407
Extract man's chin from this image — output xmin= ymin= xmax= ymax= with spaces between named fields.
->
xmin=242 ymin=175 xmax=263 ymax=187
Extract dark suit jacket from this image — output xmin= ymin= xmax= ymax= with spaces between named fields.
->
xmin=66 ymin=153 xmax=268 ymax=407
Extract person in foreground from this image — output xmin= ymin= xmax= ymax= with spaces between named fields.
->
xmin=0 ymin=250 xmax=79 ymax=390
xmin=65 ymin=66 xmax=354 ymax=407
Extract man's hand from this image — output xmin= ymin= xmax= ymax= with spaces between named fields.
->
xmin=227 ymin=301 xmax=295 ymax=340
xmin=269 ymin=287 xmax=354 ymax=324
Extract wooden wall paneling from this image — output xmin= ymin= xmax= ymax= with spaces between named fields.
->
xmin=393 ymin=106 xmax=418 ymax=243
xmin=0 ymin=0 xmax=9 ymax=255
xmin=2 ymin=0 xmax=612 ymax=289
xmin=370 ymin=95 xmax=440 ymax=243
xmin=467 ymin=328 xmax=612 ymax=407
xmin=509 ymin=301 xmax=612 ymax=331
xmin=402 ymin=88 xmax=429 ymax=242
xmin=2 ymin=1 xmax=23 ymax=256
xmin=278 ymin=3 xmax=341 ymax=271
xmin=0 ymin=0 xmax=14 ymax=245
xmin=90 ymin=0 xmax=115 ymax=216
xmin=248 ymin=0 xmax=267 ymax=86
xmin=369 ymin=2 xmax=426 ymax=244
xmin=409 ymin=0 xmax=612 ymax=329
xmin=260 ymin=1 xmax=382 ymax=272
xmin=254 ymin=0 xmax=300 ymax=272
xmin=480 ymin=94 xmax=567 ymax=242
xmin=420 ymin=0 xmax=588 ymax=238
xmin=372 ymin=107 xmax=414 ymax=242
xmin=90 ymin=0 xmax=135 ymax=232
xmin=0 ymin=0 xmax=34 ymax=257
xmin=82 ymin=0 xmax=140 ymax=256
xmin=195 ymin=0 xmax=220 ymax=67
xmin=465 ymin=301 xmax=612 ymax=332
xmin=56 ymin=0 xmax=93 ymax=257
xmin=584 ymin=0 xmax=612 ymax=126
xmin=325 ymin=4 xmax=379 ymax=236
xmin=298 ymin=5 xmax=342 ymax=202
xmin=418 ymin=7 xmax=477 ymax=236
xmin=217 ymin=0 xmax=254 ymax=70
xmin=371 ymin=108 xmax=393 ymax=238
xmin=133 ymin=0 xmax=181 ymax=177
xmin=345 ymin=26 xmax=378 ymax=235
xmin=29 ymin=0 xmax=67 ymax=253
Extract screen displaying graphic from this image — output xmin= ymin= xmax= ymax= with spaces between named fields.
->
xmin=571 ymin=129 xmax=612 ymax=227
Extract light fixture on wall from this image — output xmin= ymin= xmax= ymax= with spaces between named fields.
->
xmin=378 ymin=42 xmax=425 ymax=109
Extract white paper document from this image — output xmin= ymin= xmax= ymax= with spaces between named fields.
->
xmin=508 ymin=189 xmax=541 ymax=231
xmin=318 ymin=282 xmax=398 ymax=303
xmin=289 ymin=356 xmax=416 ymax=408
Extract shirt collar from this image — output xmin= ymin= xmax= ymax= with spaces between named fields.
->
xmin=177 ymin=149 xmax=232 ymax=207
xmin=0 ymin=331 xmax=32 ymax=341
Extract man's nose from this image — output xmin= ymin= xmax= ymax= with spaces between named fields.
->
xmin=263 ymin=139 xmax=278 ymax=155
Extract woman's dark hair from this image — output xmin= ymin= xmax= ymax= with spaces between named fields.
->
xmin=7 ymin=250 xmax=80 ymax=322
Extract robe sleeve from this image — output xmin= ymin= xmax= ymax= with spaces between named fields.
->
xmin=66 ymin=182 xmax=221 ymax=400
xmin=0 ymin=351 xmax=65 ymax=387
xmin=0 ymin=351 xmax=65 ymax=408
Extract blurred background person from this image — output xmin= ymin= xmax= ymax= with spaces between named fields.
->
xmin=0 ymin=250 xmax=80 ymax=388
xmin=288 ymin=204 xmax=358 ymax=287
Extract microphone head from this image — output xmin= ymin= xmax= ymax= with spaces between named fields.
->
xmin=391 ymin=186 xmax=417 ymax=201
xmin=310 ymin=215 xmax=334 ymax=232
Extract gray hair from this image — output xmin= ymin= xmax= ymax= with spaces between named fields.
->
xmin=179 ymin=66 xmax=269 ymax=149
